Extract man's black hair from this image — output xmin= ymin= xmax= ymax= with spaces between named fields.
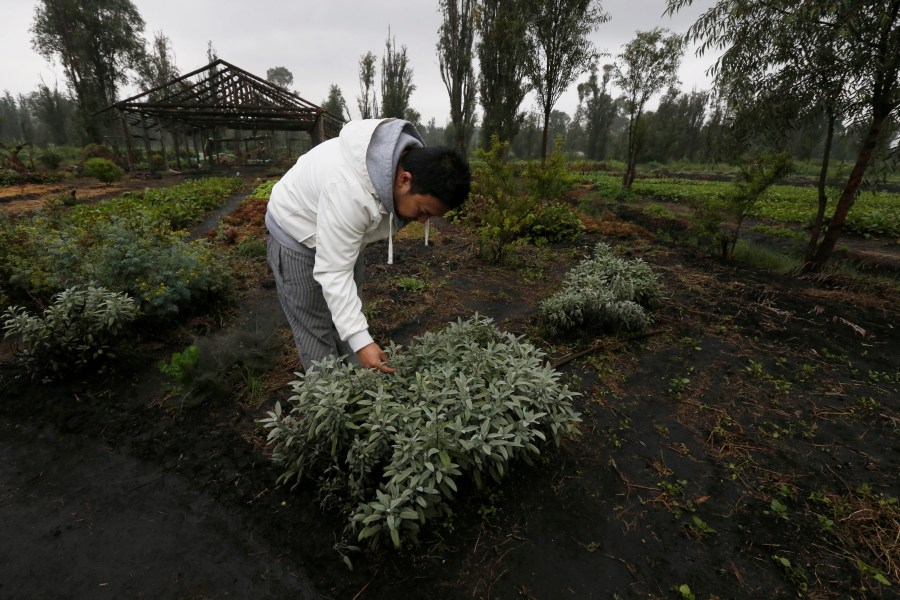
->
xmin=400 ymin=146 xmax=471 ymax=209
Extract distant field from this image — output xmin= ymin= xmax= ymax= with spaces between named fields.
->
xmin=584 ymin=173 xmax=900 ymax=239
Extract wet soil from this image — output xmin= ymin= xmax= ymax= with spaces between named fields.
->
xmin=1 ymin=174 xmax=897 ymax=599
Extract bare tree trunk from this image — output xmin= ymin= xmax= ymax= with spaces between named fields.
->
xmin=540 ymin=108 xmax=550 ymax=164
xmin=806 ymin=111 xmax=887 ymax=271
xmin=622 ymin=112 xmax=641 ymax=190
xmin=804 ymin=109 xmax=836 ymax=263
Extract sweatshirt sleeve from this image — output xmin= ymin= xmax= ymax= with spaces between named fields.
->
xmin=312 ymin=179 xmax=375 ymax=352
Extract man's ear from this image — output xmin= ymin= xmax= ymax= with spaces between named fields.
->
xmin=396 ymin=169 xmax=413 ymax=188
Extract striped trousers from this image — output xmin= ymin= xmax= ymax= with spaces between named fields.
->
xmin=266 ymin=235 xmax=365 ymax=371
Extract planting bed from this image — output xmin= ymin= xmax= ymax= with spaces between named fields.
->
xmin=1 ymin=174 xmax=898 ymax=599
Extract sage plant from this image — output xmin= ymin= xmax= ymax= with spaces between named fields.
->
xmin=541 ymin=242 xmax=661 ymax=336
xmin=261 ymin=314 xmax=581 ymax=549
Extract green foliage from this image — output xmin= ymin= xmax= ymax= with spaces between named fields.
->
xmin=37 ymin=147 xmax=63 ymax=170
xmin=455 ymin=136 xmax=583 ymax=263
xmin=718 ymin=152 xmax=794 ymax=259
xmin=2 ymin=284 xmax=138 ymax=380
xmin=149 ymin=153 xmax=165 ymax=171
xmin=83 ymin=157 xmax=124 ymax=184
xmin=159 ymin=345 xmax=200 ymax=379
xmin=1 ymin=178 xmax=240 ymax=319
xmin=132 ymin=177 xmax=244 ymax=230
xmin=523 ymin=135 xmax=577 ymax=201
xmin=80 ymin=143 xmax=114 ymax=162
xmin=82 ymin=217 xmax=231 ymax=320
xmin=248 ymin=179 xmax=277 ymax=199
xmin=233 ymin=236 xmax=267 ymax=259
xmin=541 ymin=243 xmax=661 ymax=336
xmin=261 ymin=314 xmax=581 ymax=549
xmin=583 ymin=172 xmax=900 ymax=238
xmin=158 ymin=344 xmax=200 ymax=385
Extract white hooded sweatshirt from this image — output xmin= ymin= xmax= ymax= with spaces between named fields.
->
xmin=265 ymin=118 xmax=424 ymax=353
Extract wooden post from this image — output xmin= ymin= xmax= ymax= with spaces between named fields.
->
xmin=314 ymin=112 xmax=325 ymax=146
xmin=140 ymin=114 xmax=153 ymax=174
xmin=172 ymin=127 xmax=182 ymax=170
xmin=190 ymin=131 xmax=198 ymax=168
xmin=236 ymin=128 xmax=244 ymax=166
xmin=118 ymin=110 xmax=134 ymax=173
xmin=159 ymin=127 xmax=170 ymax=171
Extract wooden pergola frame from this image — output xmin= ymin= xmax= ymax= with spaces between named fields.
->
xmin=102 ymin=59 xmax=344 ymax=171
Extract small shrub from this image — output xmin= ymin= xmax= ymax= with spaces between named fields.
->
xmin=158 ymin=344 xmax=201 ymax=388
xmin=80 ymin=216 xmax=233 ymax=320
xmin=541 ymin=243 xmax=661 ymax=336
xmin=2 ymin=284 xmax=138 ymax=380
xmin=720 ymin=152 xmax=794 ymax=259
xmin=456 ymin=136 xmax=582 ymax=263
xmin=523 ymin=136 xmax=577 ymax=202
xmin=80 ymin=143 xmax=115 ymax=162
xmin=528 ymin=201 xmax=585 ymax=244
xmin=234 ymin=235 xmax=267 ymax=258
xmin=37 ymin=148 xmax=63 ymax=170
xmin=83 ymin=157 xmax=124 ymax=185
xmin=261 ymin=314 xmax=581 ymax=549
xmin=149 ymin=153 xmax=166 ymax=171
xmin=643 ymin=203 xmax=677 ymax=219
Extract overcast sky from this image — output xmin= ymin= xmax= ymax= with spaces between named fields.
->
xmin=1 ymin=0 xmax=718 ymax=124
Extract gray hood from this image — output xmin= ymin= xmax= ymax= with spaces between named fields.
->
xmin=365 ymin=119 xmax=425 ymax=221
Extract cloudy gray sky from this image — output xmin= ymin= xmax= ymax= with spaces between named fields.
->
xmin=1 ymin=0 xmax=718 ymax=124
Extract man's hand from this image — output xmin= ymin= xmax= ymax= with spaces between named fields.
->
xmin=357 ymin=342 xmax=396 ymax=373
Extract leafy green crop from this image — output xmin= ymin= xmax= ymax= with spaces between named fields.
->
xmin=261 ymin=314 xmax=581 ymax=549
xmin=585 ymin=173 xmax=900 ymax=238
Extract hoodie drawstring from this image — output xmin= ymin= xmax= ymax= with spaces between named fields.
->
xmin=388 ymin=215 xmax=430 ymax=265
xmin=388 ymin=213 xmax=394 ymax=264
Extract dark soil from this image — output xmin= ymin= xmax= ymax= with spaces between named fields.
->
xmin=1 ymin=172 xmax=898 ymax=599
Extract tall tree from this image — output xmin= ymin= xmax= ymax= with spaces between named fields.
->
xmin=136 ymin=31 xmax=180 ymax=96
xmin=322 ymin=84 xmax=351 ymax=121
xmin=206 ymin=41 xmax=218 ymax=64
xmin=437 ymin=0 xmax=478 ymax=154
xmin=0 ymin=92 xmax=25 ymax=143
xmin=614 ymin=28 xmax=685 ymax=189
xmin=576 ymin=64 xmax=618 ymax=160
xmin=380 ymin=30 xmax=416 ymax=119
xmin=26 ymin=84 xmax=76 ymax=146
xmin=266 ymin=66 xmax=294 ymax=90
xmin=510 ymin=111 xmax=543 ymax=159
xmin=641 ymin=87 xmax=708 ymax=163
xmin=476 ymin=0 xmax=531 ymax=151
xmin=356 ymin=51 xmax=378 ymax=119
xmin=523 ymin=0 xmax=609 ymax=162
xmin=31 ymin=0 xmax=146 ymax=143
xmin=667 ymin=0 xmax=900 ymax=271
